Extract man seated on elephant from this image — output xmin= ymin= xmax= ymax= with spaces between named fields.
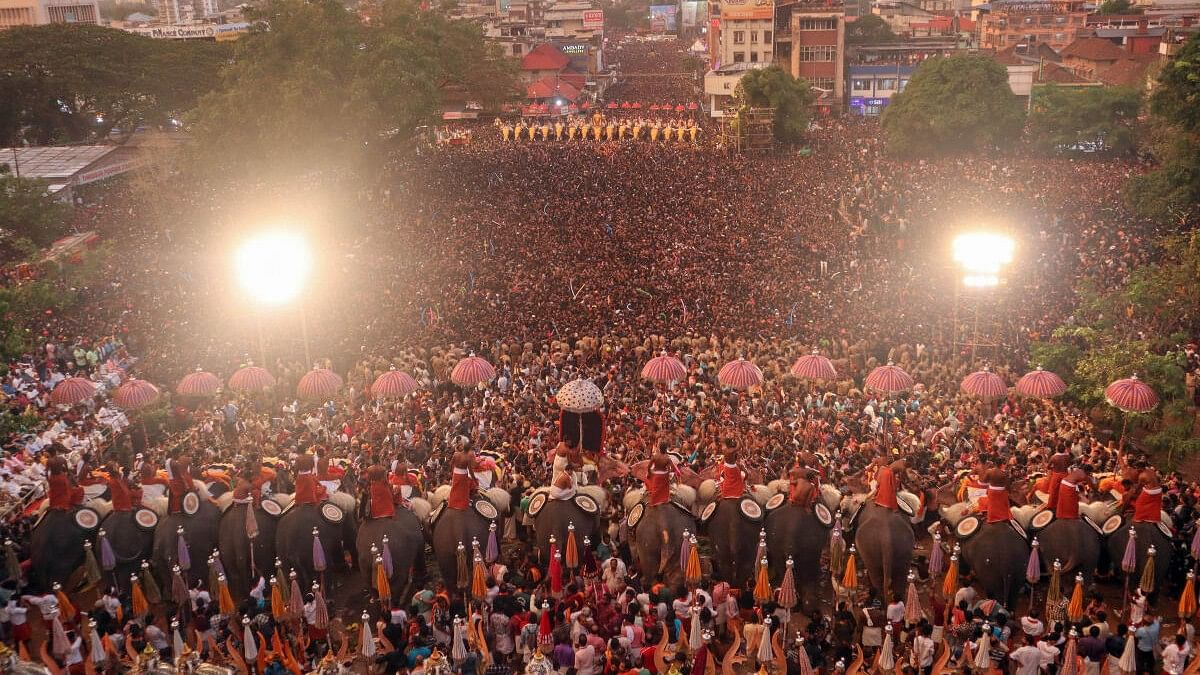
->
xmin=787 ymin=464 xmax=818 ymax=508
xmin=717 ymin=442 xmax=745 ymax=500
xmin=447 ymin=446 xmax=483 ymax=510
xmin=166 ymin=453 xmax=195 ymax=514
xmin=104 ymin=462 xmax=140 ymax=512
xmin=365 ymin=465 xmax=396 ymax=519
xmin=1054 ymin=466 xmax=1092 ymax=520
xmin=645 ymin=443 xmax=675 ymax=507
xmin=293 ymin=454 xmax=328 ymax=506
xmin=390 ymin=457 xmax=419 ymax=508
xmin=138 ymin=461 xmax=170 ymax=500
xmin=551 ymin=438 xmax=583 ymax=500
xmin=982 ymin=466 xmax=1012 ymax=523
xmin=1038 ymin=450 xmax=1072 ymax=512
xmin=1125 ymin=466 xmax=1163 ymax=525
xmin=46 ymin=455 xmax=83 ymax=511
xmin=316 ymin=454 xmax=344 ymax=495
xmin=867 ymin=454 xmax=905 ymax=512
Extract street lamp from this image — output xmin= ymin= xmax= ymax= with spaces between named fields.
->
xmin=952 ymin=232 xmax=1015 ymax=363
xmin=234 ymin=231 xmax=313 ymax=366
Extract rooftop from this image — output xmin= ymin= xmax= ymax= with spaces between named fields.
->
xmin=1060 ymin=36 xmax=1130 ymax=60
xmin=0 ymin=146 xmax=116 ymax=181
xmin=521 ymin=43 xmax=571 ymax=70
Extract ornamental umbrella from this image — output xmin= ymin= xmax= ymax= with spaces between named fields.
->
xmin=451 ymin=618 xmax=468 ymax=663
xmin=297 ymin=367 xmax=342 ymax=400
xmin=172 ymin=565 xmax=189 ymax=607
xmin=842 ymin=546 xmax=859 ymax=596
xmin=1068 ymin=573 xmax=1085 ymax=622
xmin=687 ymin=102 xmax=699 ymax=110
xmin=88 ymin=620 xmax=105 ymax=665
xmin=218 ymin=574 xmax=235 ymax=615
xmin=471 ymin=553 xmax=487 ymax=599
xmin=558 ymin=378 xmax=604 ymax=413
xmin=312 ymin=528 xmax=327 ymax=573
xmin=791 ymin=350 xmax=837 ymax=381
xmin=112 ymin=378 xmax=160 ymax=409
xmin=1016 ymin=367 xmax=1067 ymax=398
xmin=242 ymin=618 xmax=258 ymax=661
xmin=688 ymin=606 xmax=702 ymax=652
xmin=685 ymin=535 xmax=702 ymax=586
xmin=650 ymin=104 xmax=660 ymax=111
xmin=830 ymin=526 xmax=846 ymax=577
xmin=380 ymin=537 xmax=393 ymax=577
xmin=974 ymin=630 xmax=992 ymax=671
xmin=1026 ymin=538 xmax=1042 ymax=585
xmin=942 ymin=551 xmax=959 ymax=599
xmin=51 ymin=615 xmax=69 ymax=657
xmin=632 ymin=102 xmax=642 ymax=109
xmin=795 ymin=637 xmax=814 ymax=675
xmin=451 ymin=354 xmax=496 ymax=387
xmin=960 ymin=368 xmax=1007 ymax=400
xmin=1118 ymin=629 xmax=1137 ymax=673
xmin=928 ymin=532 xmax=945 ymax=578
xmin=270 ymin=576 xmax=286 ymax=620
xmin=371 ymin=369 xmax=420 ymax=399
xmin=1061 ymin=631 xmax=1079 ymax=675
xmin=718 ymin=358 xmax=764 ymax=390
xmin=131 ymin=574 xmax=149 ymax=617
xmin=375 ymin=556 xmax=391 ymax=603
xmin=778 ymin=557 xmax=798 ymax=614
xmin=642 ymin=352 xmax=686 ymax=383
xmin=171 ymin=620 xmax=185 ymax=661
xmin=176 ymin=368 xmax=221 ymax=397
xmin=754 ymin=556 xmax=772 ymax=604
xmin=1180 ymin=571 xmax=1197 ymax=619
xmin=1046 ymin=560 xmax=1064 ymax=622
xmin=621 ymin=101 xmax=631 ymax=109
xmin=1191 ymin=522 xmax=1200 ymax=560
xmin=457 ymin=541 xmax=469 ymax=592
xmin=877 ymin=624 xmax=895 ymax=670
xmin=1139 ymin=546 xmax=1156 ymax=594
xmin=864 ymin=362 xmax=914 ymax=394
xmin=607 ymin=101 xmax=618 ymax=109
xmin=904 ymin=570 xmax=922 ymax=624
xmin=81 ymin=541 xmax=101 ymax=585
xmin=549 ymin=546 xmax=563 ymax=596
xmin=140 ymin=561 xmax=162 ymax=605
xmin=675 ymin=105 xmax=685 ymax=112
xmin=486 ymin=522 xmax=499 ymax=564
xmin=51 ymin=377 xmax=96 ymax=405
xmin=756 ymin=617 xmax=773 ymax=663
xmin=1105 ymin=375 xmax=1159 ymax=412
xmin=360 ymin=612 xmax=375 ymax=658
xmin=228 ymin=365 xmax=275 ymax=392
xmin=288 ymin=572 xmax=303 ymax=618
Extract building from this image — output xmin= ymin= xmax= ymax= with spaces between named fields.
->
xmin=780 ymin=0 xmax=845 ymax=101
xmin=977 ymin=0 xmax=1088 ymax=50
xmin=0 ymin=145 xmax=143 ymax=201
xmin=703 ymin=61 xmax=768 ymax=113
xmin=155 ymin=0 xmax=217 ymax=23
xmin=541 ymin=0 xmax=603 ymax=39
xmin=848 ymin=63 xmax=914 ymax=114
xmin=0 ymin=0 xmax=98 ymax=28
xmin=711 ymin=0 xmax=777 ymax=68
xmin=1058 ymin=35 xmax=1129 ymax=77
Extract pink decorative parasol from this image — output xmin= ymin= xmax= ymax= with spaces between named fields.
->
xmin=961 ymin=368 xmax=1008 ymax=400
xmin=371 ymin=369 xmax=420 ymax=398
xmin=228 ymin=365 xmax=275 ymax=392
xmin=864 ymin=362 xmax=914 ymax=394
xmin=112 ymin=379 xmax=160 ymax=409
xmin=1015 ymin=367 xmax=1067 ymax=398
xmin=451 ymin=354 xmax=496 ymax=387
xmin=1104 ymin=375 xmax=1159 ymax=412
xmin=641 ymin=352 xmax=686 ymax=383
xmin=791 ymin=350 xmax=837 ymax=381
xmin=718 ymin=358 xmax=763 ymax=390
xmin=50 ymin=377 xmax=96 ymax=405
xmin=297 ymin=368 xmax=342 ymax=400
xmin=176 ymin=369 xmax=221 ymax=397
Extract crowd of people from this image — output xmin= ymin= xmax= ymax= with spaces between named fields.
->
xmin=0 ymin=34 xmax=1197 ymax=675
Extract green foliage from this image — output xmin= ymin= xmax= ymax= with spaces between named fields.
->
xmin=734 ymin=66 xmax=813 ymax=144
xmin=1029 ymin=85 xmax=1140 ymax=155
xmin=0 ymin=410 xmax=41 ymax=439
xmin=0 ymin=24 xmax=228 ymax=144
xmin=1096 ymin=0 xmax=1141 ymax=14
xmin=846 ymin=14 xmax=897 ymax=44
xmin=0 ymin=175 xmax=70 ymax=250
xmin=1128 ymin=33 xmax=1200 ymax=223
xmin=97 ymin=0 xmax=157 ymax=19
xmin=188 ymin=0 xmax=519 ymax=180
xmin=881 ymin=55 xmax=1025 ymax=157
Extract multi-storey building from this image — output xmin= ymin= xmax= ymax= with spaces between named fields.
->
xmin=977 ymin=0 xmax=1088 ymax=50
xmin=778 ymin=0 xmax=846 ymax=102
xmin=0 ymin=0 xmax=98 ymax=28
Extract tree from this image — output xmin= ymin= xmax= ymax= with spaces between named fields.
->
xmin=1028 ymin=84 xmax=1141 ymax=155
xmin=1096 ymin=0 xmax=1141 ymax=14
xmin=0 ymin=175 xmax=69 ymax=252
xmin=846 ymin=14 xmax=897 ymax=44
xmin=734 ymin=66 xmax=813 ymax=144
xmin=188 ymin=0 xmax=518 ymax=180
xmin=881 ymin=55 xmax=1024 ymax=157
xmin=1128 ymin=33 xmax=1200 ymax=223
xmin=0 ymin=24 xmax=227 ymax=144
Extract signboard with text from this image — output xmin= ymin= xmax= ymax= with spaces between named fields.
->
xmin=649 ymin=5 xmax=678 ymax=31
xmin=718 ymin=0 xmax=772 ymax=20
xmin=582 ymin=9 xmax=604 ymax=29
xmin=125 ymin=22 xmax=249 ymax=39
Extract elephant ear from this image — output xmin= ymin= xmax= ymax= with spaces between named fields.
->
xmin=38 ymin=640 xmax=63 ymax=675
xmin=931 ymin=641 xmax=952 ymax=675
xmin=654 ymin=621 xmax=670 ymax=675
xmin=720 ymin=628 xmax=744 ymax=675
xmin=226 ymin=637 xmax=249 ymax=675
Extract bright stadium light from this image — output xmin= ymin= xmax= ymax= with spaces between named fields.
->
xmin=234 ymin=231 xmax=312 ymax=306
xmin=952 ymin=232 xmax=1015 ymax=278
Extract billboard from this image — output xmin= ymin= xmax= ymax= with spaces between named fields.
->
xmin=649 ymin=4 xmax=678 ymax=31
xmin=681 ymin=1 xmax=706 ymax=29
xmin=582 ymin=9 xmax=605 ymax=29
xmin=719 ymin=0 xmax=772 ymax=20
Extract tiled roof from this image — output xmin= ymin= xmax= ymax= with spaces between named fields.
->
xmin=1059 ymin=36 xmax=1127 ymax=62
xmin=526 ymin=76 xmax=580 ymax=101
xmin=1099 ymin=57 xmax=1154 ymax=87
xmin=521 ymin=43 xmax=570 ymax=71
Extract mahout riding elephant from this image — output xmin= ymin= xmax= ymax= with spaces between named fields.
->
xmin=275 ymin=501 xmax=355 ymax=591
xmin=622 ymin=488 xmax=697 ymax=585
xmin=939 ymin=503 xmax=1029 ymax=609
xmin=1107 ymin=519 xmax=1173 ymax=598
xmin=760 ymin=483 xmax=839 ymax=610
xmin=30 ymin=503 xmax=109 ymax=590
xmin=216 ymin=500 xmax=280 ymax=599
xmin=151 ymin=499 xmax=222 ymax=588
xmin=1010 ymin=503 xmax=1103 ymax=583
xmin=429 ymin=504 xmax=496 ymax=593
xmin=356 ymin=508 xmax=426 ymax=602
xmin=97 ymin=508 xmax=157 ymax=593
xmin=527 ymin=486 xmax=606 ymax=565
xmin=849 ymin=502 xmax=914 ymax=600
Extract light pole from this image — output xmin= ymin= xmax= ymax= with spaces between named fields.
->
xmin=952 ymin=232 xmax=1014 ymax=364
xmin=234 ymin=231 xmax=314 ymax=367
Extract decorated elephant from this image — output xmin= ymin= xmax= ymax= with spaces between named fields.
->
xmin=96 ymin=507 xmax=159 ymax=592
xmin=215 ymin=498 xmax=281 ymax=599
xmin=151 ymin=496 xmax=222 ymax=588
xmin=622 ymin=486 xmax=697 ymax=585
xmin=939 ymin=502 xmax=1030 ymax=609
xmin=697 ymin=495 xmax=762 ymax=587
xmin=846 ymin=499 xmax=915 ymax=600
xmin=1011 ymin=504 xmax=1104 ymax=582
xmin=29 ymin=502 xmax=111 ymax=590
xmin=527 ymin=486 xmax=607 ymax=565
xmin=429 ymin=499 xmax=502 ymax=595
xmin=1106 ymin=518 xmax=1173 ymax=598
xmin=356 ymin=508 xmax=426 ymax=602
xmin=275 ymin=498 xmax=356 ymax=591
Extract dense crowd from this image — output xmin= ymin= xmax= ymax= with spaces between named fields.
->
xmin=1 ymin=36 xmax=1198 ymax=675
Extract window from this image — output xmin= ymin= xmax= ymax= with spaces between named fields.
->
xmin=733 ymin=30 xmax=745 ymax=43
xmin=1054 ymin=32 xmax=1066 ymax=41
xmin=733 ymin=51 xmax=745 ymax=62
xmin=898 ymin=78 xmax=909 ymax=91
xmin=878 ymin=78 xmax=896 ymax=90
xmin=810 ymin=77 xmax=835 ymax=90
xmin=851 ymin=78 xmax=872 ymax=91
xmin=799 ymin=45 xmax=835 ymax=61
xmin=512 ymin=44 xmax=523 ymax=55
xmin=763 ymin=30 xmax=772 ymax=43
xmin=798 ymin=18 xmax=836 ymax=30
xmin=751 ymin=30 xmax=759 ymax=43
xmin=750 ymin=51 xmax=759 ymax=61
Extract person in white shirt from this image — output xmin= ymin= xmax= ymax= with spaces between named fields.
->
xmin=1163 ymin=634 xmax=1191 ymax=675
xmin=1020 ymin=609 xmax=1045 ymax=638
xmin=63 ymin=631 xmax=83 ymax=667
xmin=911 ymin=624 xmax=935 ymax=675
xmin=603 ymin=556 xmax=627 ymax=595
xmin=573 ymin=634 xmax=597 ymax=675
xmin=1011 ymin=636 xmax=1043 ymax=675
xmin=1036 ymin=633 xmax=1061 ymax=672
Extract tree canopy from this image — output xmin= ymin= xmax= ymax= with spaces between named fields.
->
xmin=734 ymin=66 xmax=813 ymax=144
xmin=846 ymin=14 xmax=897 ymax=44
xmin=880 ymin=55 xmax=1024 ymax=157
xmin=188 ymin=0 xmax=519 ymax=180
xmin=0 ymin=175 xmax=69 ymax=252
xmin=1096 ymin=0 xmax=1141 ymax=14
xmin=0 ymin=24 xmax=228 ymax=144
xmin=1028 ymin=84 xmax=1140 ymax=155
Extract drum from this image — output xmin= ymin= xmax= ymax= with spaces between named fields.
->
xmin=1029 ymin=509 xmax=1055 ymax=532
xmin=134 ymin=508 xmax=159 ymax=530
xmin=1157 ymin=516 xmax=1173 ymax=539
xmin=182 ymin=492 xmax=201 ymax=516
xmin=1101 ymin=514 xmax=1124 ymax=536
xmin=260 ymin=499 xmax=282 ymax=517
xmin=474 ymin=500 xmax=498 ymax=521
xmin=739 ymin=498 xmax=763 ymax=522
xmin=320 ymin=502 xmax=344 ymax=524
xmin=700 ymin=502 xmax=718 ymax=524
xmin=527 ymin=492 xmax=548 ymax=518
xmin=1009 ymin=519 xmax=1027 ymax=540
xmin=897 ymin=492 xmax=920 ymax=519
xmin=574 ymin=494 xmax=599 ymax=515
xmin=74 ymin=507 xmax=101 ymax=531
xmin=626 ymin=502 xmax=645 ymax=529
xmin=1082 ymin=515 xmax=1103 ymax=536
xmin=765 ymin=494 xmax=786 ymax=511
xmin=814 ymin=502 xmax=833 ymax=528
xmin=955 ymin=515 xmax=982 ymax=540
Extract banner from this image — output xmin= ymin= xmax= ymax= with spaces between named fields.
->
xmin=719 ymin=0 xmax=772 ymax=20
xmin=649 ymin=4 xmax=678 ymax=31
xmin=582 ymin=9 xmax=604 ymax=29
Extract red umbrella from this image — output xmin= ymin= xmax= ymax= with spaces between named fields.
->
xmin=581 ymin=102 xmax=591 ymax=110
xmin=372 ymin=369 xmax=419 ymax=399
xmin=50 ymin=377 xmax=96 ymax=406
xmin=621 ymin=101 xmax=631 ymax=109
xmin=112 ymin=379 xmax=160 ymax=410
xmin=1104 ymin=375 xmax=1158 ymax=413
xmin=960 ymin=369 xmax=1007 ymax=400
xmin=632 ymin=102 xmax=642 ymax=109
xmin=176 ymin=369 xmax=221 ymax=397
xmin=675 ymin=104 xmax=685 ymax=112
xmin=650 ymin=104 xmax=660 ymax=111
xmin=451 ymin=354 xmax=496 ymax=387
xmin=718 ymin=358 xmax=763 ymax=391
xmin=1016 ymin=367 xmax=1067 ymax=398
xmin=791 ymin=350 xmax=837 ymax=381
xmin=687 ymin=102 xmax=699 ymax=110
xmin=228 ymin=365 xmax=275 ymax=393
xmin=607 ymin=102 xmax=618 ymax=109
xmin=641 ymin=353 xmax=686 ymax=384
xmin=297 ymin=368 xmax=342 ymax=400
xmin=864 ymin=362 xmax=914 ymax=394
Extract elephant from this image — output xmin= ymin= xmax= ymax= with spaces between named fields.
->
xmin=622 ymin=489 xmax=697 ymax=585
xmin=1107 ymin=519 xmax=1172 ymax=598
xmin=527 ymin=486 xmax=606 ymax=565
xmin=151 ymin=499 xmax=222 ymax=589
xmin=939 ymin=503 xmax=1030 ymax=609
xmin=30 ymin=506 xmax=105 ymax=590
xmin=356 ymin=509 xmax=426 ymax=603
xmin=1035 ymin=518 xmax=1101 ymax=582
xmin=700 ymin=499 xmax=761 ymax=587
xmin=764 ymin=501 xmax=833 ymax=611
xmin=97 ymin=509 xmax=157 ymax=593
xmin=275 ymin=502 xmax=355 ymax=592
xmin=850 ymin=503 xmax=914 ymax=600
xmin=429 ymin=505 xmax=495 ymax=595
xmin=216 ymin=501 xmax=280 ymax=599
